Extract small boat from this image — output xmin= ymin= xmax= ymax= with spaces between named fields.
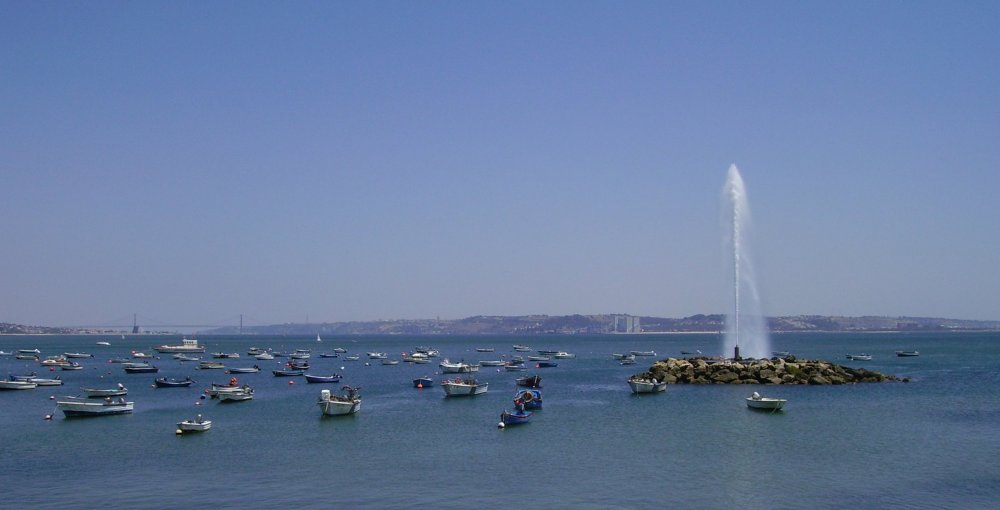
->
xmin=527 ymin=355 xmax=550 ymax=362
xmin=318 ymin=386 xmax=361 ymax=416
xmin=82 ymin=384 xmax=127 ymax=398
xmin=212 ymin=352 xmax=240 ymax=359
xmin=366 ymin=352 xmax=387 ymax=359
xmin=381 ymin=359 xmax=400 ymax=366
xmin=286 ymin=361 xmax=310 ymax=370
xmin=63 ymin=352 xmax=93 ymax=358
xmin=204 ymin=382 xmax=243 ymax=398
xmin=304 ymin=374 xmax=342 ymax=384
xmin=896 ymin=351 xmax=920 ymax=357
xmin=9 ymin=373 xmax=37 ymax=382
xmin=15 ymin=354 xmax=38 ymax=361
xmin=318 ymin=353 xmax=339 ymax=358
xmin=479 ymin=360 xmax=505 ymax=367
xmin=18 ymin=348 xmax=41 ymax=354
xmin=515 ymin=375 xmax=542 ymax=388
xmin=57 ymin=396 xmax=134 ymax=417
xmin=177 ymin=414 xmax=211 ymax=433
xmin=27 ymin=377 xmax=63 ymax=386
xmin=40 ymin=357 xmax=71 ymax=367
xmin=218 ymin=386 xmax=254 ymax=402
xmin=680 ymin=350 xmax=702 ymax=355
xmin=124 ymin=363 xmax=159 ymax=374
xmin=155 ymin=377 xmax=194 ymax=388
xmin=316 ymin=334 xmax=322 ymax=343
xmin=476 ymin=347 xmax=495 ymax=352
xmin=537 ymin=350 xmax=560 ymax=356
xmin=0 ymin=380 xmax=37 ymax=390
xmin=254 ymin=353 xmax=275 ymax=360
xmin=499 ymin=408 xmax=532 ymax=427
xmin=226 ymin=365 xmax=261 ymax=374
xmin=513 ymin=345 xmax=532 ymax=352
xmin=247 ymin=347 xmax=267 ymax=356
xmin=553 ymin=352 xmax=576 ymax=359
xmin=772 ymin=351 xmax=790 ymax=357
xmin=846 ymin=354 xmax=873 ymax=361
xmin=332 ymin=347 xmax=348 ymax=353
xmin=154 ymin=338 xmax=205 ymax=353
xmin=746 ymin=392 xmax=786 ymax=410
xmin=173 ymin=354 xmax=201 ymax=362
xmin=198 ymin=361 xmax=226 ymax=370
xmin=514 ymin=389 xmax=542 ymax=410
xmin=630 ymin=350 xmax=657 ymax=357
xmin=272 ymin=369 xmax=304 ymax=377
xmin=108 ymin=358 xmax=130 ymax=364
xmin=441 ymin=377 xmax=488 ymax=397
xmin=628 ymin=376 xmax=666 ymax=394
xmin=0 ymin=350 xmax=10 ymax=356
xmin=61 ymin=362 xmax=84 ymax=370
xmin=536 ymin=361 xmax=558 ymax=368
xmin=620 ymin=357 xmax=637 ymax=365
xmin=504 ymin=363 xmax=527 ymax=371
xmin=294 ymin=349 xmax=312 ymax=354
xmin=131 ymin=351 xmax=154 ymax=359
xmin=413 ymin=376 xmax=434 ymax=388
xmin=289 ymin=353 xmax=311 ymax=360
xmin=344 ymin=355 xmax=360 ymax=361
xmin=439 ymin=359 xmax=479 ymax=373
xmin=96 ymin=341 xmax=111 ymax=346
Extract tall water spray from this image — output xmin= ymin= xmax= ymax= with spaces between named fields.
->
xmin=722 ymin=164 xmax=771 ymax=359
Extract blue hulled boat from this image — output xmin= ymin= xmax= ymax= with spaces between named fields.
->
xmin=304 ymin=374 xmax=342 ymax=384
xmin=272 ymin=369 xmax=304 ymax=377
xmin=514 ymin=389 xmax=542 ymax=410
xmin=499 ymin=408 xmax=532 ymax=427
xmin=154 ymin=377 xmax=194 ymax=388
xmin=413 ymin=376 xmax=433 ymax=388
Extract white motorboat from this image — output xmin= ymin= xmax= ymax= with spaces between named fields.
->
xmin=177 ymin=415 xmax=212 ymax=433
xmin=366 ymin=352 xmax=387 ymax=359
xmin=96 ymin=341 xmax=111 ymax=346
xmin=57 ymin=396 xmax=133 ymax=417
xmin=381 ymin=359 xmax=399 ymax=365
xmin=441 ymin=377 xmax=488 ymax=397
xmin=553 ymin=352 xmax=576 ymax=359
xmin=479 ymin=360 xmax=505 ymax=366
xmin=28 ymin=377 xmax=63 ymax=386
xmin=63 ymin=352 xmax=93 ymax=358
xmin=82 ymin=384 xmax=127 ymax=397
xmin=217 ymin=386 xmax=254 ymax=402
xmin=628 ymin=376 xmax=666 ymax=394
xmin=439 ymin=359 xmax=480 ymax=373
xmin=254 ymin=352 xmax=275 ymax=360
xmin=896 ymin=351 xmax=920 ymax=357
xmin=513 ymin=344 xmax=532 ymax=352
xmin=746 ymin=392 xmax=786 ymax=410
xmin=846 ymin=353 xmax=873 ymax=361
xmin=198 ymin=361 xmax=226 ymax=370
xmin=527 ymin=355 xmax=550 ymax=362
xmin=0 ymin=380 xmax=37 ymax=390
xmin=212 ymin=352 xmax=240 ymax=359
xmin=18 ymin=348 xmax=41 ymax=354
xmin=173 ymin=353 xmax=201 ymax=361
xmin=154 ymin=338 xmax=205 ymax=353
xmin=318 ymin=386 xmax=361 ymax=416
xmin=0 ymin=350 xmax=11 ymax=356
xmin=332 ymin=347 xmax=347 ymax=353
xmin=630 ymin=350 xmax=657 ymax=357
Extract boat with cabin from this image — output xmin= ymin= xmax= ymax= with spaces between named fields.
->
xmin=441 ymin=377 xmax=488 ymax=397
xmin=177 ymin=414 xmax=211 ymax=433
xmin=439 ymin=359 xmax=479 ymax=373
xmin=218 ymin=386 xmax=254 ymax=402
xmin=57 ymin=396 xmax=133 ymax=417
xmin=318 ymin=386 xmax=361 ymax=416
xmin=154 ymin=338 xmax=205 ymax=353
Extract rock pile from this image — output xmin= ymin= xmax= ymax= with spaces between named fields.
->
xmin=637 ymin=356 xmax=902 ymax=385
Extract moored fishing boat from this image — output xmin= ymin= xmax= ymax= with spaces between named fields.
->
xmin=61 ymin=362 xmax=84 ymax=370
xmin=499 ymin=408 xmax=532 ymax=427
xmin=746 ymin=391 xmax=786 ymax=410
xmin=123 ymin=363 xmax=159 ymax=373
xmin=896 ymin=351 xmax=920 ymax=357
xmin=57 ymin=396 xmax=133 ymax=417
xmin=514 ymin=388 xmax=542 ymax=410
xmin=630 ymin=350 xmax=657 ymax=357
xmin=304 ymin=374 xmax=342 ymax=384
xmin=154 ymin=338 xmax=205 ymax=353
xmin=155 ymin=377 xmax=194 ymax=388
xmin=27 ymin=377 xmax=63 ymax=386
xmin=0 ymin=380 xmax=37 ymax=390
xmin=553 ymin=352 xmax=576 ymax=359
xmin=513 ymin=345 xmax=532 ymax=352
xmin=515 ymin=375 xmax=542 ymax=388
xmin=173 ymin=353 xmax=201 ymax=361
xmin=226 ymin=365 xmax=261 ymax=374
xmin=82 ymin=383 xmax=127 ymax=397
xmin=212 ymin=352 xmax=240 ymax=359
xmin=504 ymin=362 xmax=527 ymax=371
xmin=318 ymin=386 xmax=361 ymax=416
xmin=439 ymin=359 xmax=479 ymax=373
xmin=628 ymin=376 xmax=666 ymax=394
xmin=217 ymin=386 xmax=253 ymax=402
xmin=536 ymin=361 xmax=558 ymax=368
xmin=479 ymin=360 xmax=505 ymax=366
xmin=63 ymin=352 xmax=93 ymax=358
xmin=413 ymin=376 xmax=433 ymax=388
xmin=272 ymin=369 xmax=304 ymax=377
xmin=846 ymin=353 xmax=873 ymax=361
xmin=254 ymin=352 xmax=275 ymax=360
xmin=198 ymin=361 xmax=226 ymax=370
xmin=441 ymin=377 xmax=488 ymax=397
xmin=176 ymin=414 xmax=211 ymax=433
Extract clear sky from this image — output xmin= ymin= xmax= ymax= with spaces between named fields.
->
xmin=3 ymin=1 xmax=999 ymax=327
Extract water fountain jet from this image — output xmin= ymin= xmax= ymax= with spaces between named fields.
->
xmin=722 ymin=164 xmax=771 ymax=360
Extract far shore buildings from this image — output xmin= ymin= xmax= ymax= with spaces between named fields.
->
xmin=613 ymin=315 xmax=641 ymax=333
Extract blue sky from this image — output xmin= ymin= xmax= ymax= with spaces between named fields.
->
xmin=2 ymin=1 xmax=999 ymax=327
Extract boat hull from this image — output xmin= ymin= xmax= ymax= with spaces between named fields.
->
xmin=629 ymin=380 xmax=667 ymax=394
xmin=442 ymin=381 xmax=488 ymax=397
xmin=318 ymin=399 xmax=360 ymax=416
xmin=0 ymin=381 xmax=37 ymax=390
xmin=57 ymin=400 xmax=133 ymax=417
xmin=177 ymin=420 xmax=212 ymax=432
xmin=304 ymin=374 xmax=342 ymax=384
xmin=500 ymin=410 xmax=532 ymax=426
xmin=746 ymin=397 xmax=786 ymax=410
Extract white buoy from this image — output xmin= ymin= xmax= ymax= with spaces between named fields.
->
xmin=44 ymin=414 xmax=52 ymax=420
xmin=498 ymin=422 xmax=505 ymax=429
xmin=175 ymin=429 xmax=183 ymax=435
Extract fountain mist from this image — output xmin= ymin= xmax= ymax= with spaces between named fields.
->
xmin=722 ymin=164 xmax=771 ymax=359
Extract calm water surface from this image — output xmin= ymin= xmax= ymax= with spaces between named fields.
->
xmin=2 ymin=332 xmax=999 ymax=509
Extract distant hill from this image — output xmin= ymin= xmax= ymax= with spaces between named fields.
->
xmin=199 ymin=314 xmax=1000 ymax=336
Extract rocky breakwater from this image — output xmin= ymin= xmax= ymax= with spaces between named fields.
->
xmin=637 ymin=356 xmax=904 ymax=385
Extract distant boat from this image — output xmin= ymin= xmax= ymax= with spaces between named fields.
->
xmin=513 ymin=345 xmax=532 ymax=352
xmin=18 ymin=349 xmax=41 ymax=354
xmin=504 ymin=363 xmax=527 ymax=371
xmin=0 ymin=380 xmax=37 ymax=390
xmin=318 ymin=386 xmax=361 ymax=416
xmin=553 ymin=352 xmax=576 ymax=359
xmin=366 ymin=352 xmax=387 ymax=359
xmin=304 ymin=374 xmax=342 ymax=384
xmin=198 ymin=361 xmax=226 ymax=370
xmin=413 ymin=376 xmax=434 ymax=388
xmin=896 ymin=351 xmax=920 ymax=357
xmin=381 ymin=359 xmax=400 ymax=366
xmin=154 ymin=338 xmax=205 ymax=353
xmin=515 ymin=375 xmax=541 ymax=388
xmin=846 ymin=354 xmax=873 ymax=361
xmin=332 ymin=347 xmax=348 ymax=353
xmin=628 ymin=376 xmax=666 ymax=394
xmin=680 ymin=350 xmax=702 ymax=355
xmin=27 ymin=377 xmax=63 ymax=386
xmin=272 ymin=369 xmax=304 ymax=377
xmin=476 ymin=347 xmax=495 ymax=353
xmin=155 ymin=377 xmax=194 ymax=388
xmin=318 ymin=353 xmax=339 ymax=358
xmin=478 ymin=360 xmax=505 ymax=366
xmin=316 ymin=334 xmax=322 ymax=343
xmin=82 ymin=384 xmax=127 ymax=398
xmin=177 ymin=415 xmax=211 ymax=433
xmin=123 ymin=363 xmax=159 ymax=374
xmin=63 ymin=352 xmax=93 ymax=358
xmin=514 ymin=388 xmax=542 ymax=410
xmin=772 ymin=351 xmax=790 ymax=357
xmin=61 ymin=362 xmax=84 ymax=370
xmin=96 ymin=341 xmax=111 ymax=346
xmin=630 ymin=350 xmax=656 ymax=357
xmin=212 ymin=352 xmax=240 ymax=359
xmin=254 ymin=353 xmax=275 ymax=360
xmin=620 ymin=357 xmax=637 ymax=366
xmin=344 ymin=355 xmax=360 ymax=361
xmin=439 ymin=359 xmax=479 ymax=373
xmin=499 ymin=408 xmax=532 ymax=427
xmin=441 ymin=377 xmax=488 ymax=397
xmin=0 ymin=350 xmax=11 ymax=356
xmin=746 ymin=392 xmax=786 ymax=410
xmin=536 ymin=361 xmax=558 ymax=368
xmin=173 ymin=354 xmax=201 ymax=362
xmin=57 ymin=396 xmax=133 ymax=417
xmin=527 ymin=355 xmax=550 ymax=362
xmin=226 ymin=366 xmax=261 ymax=374
xmin=218 ymin=386 xmax=253 ymax=402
